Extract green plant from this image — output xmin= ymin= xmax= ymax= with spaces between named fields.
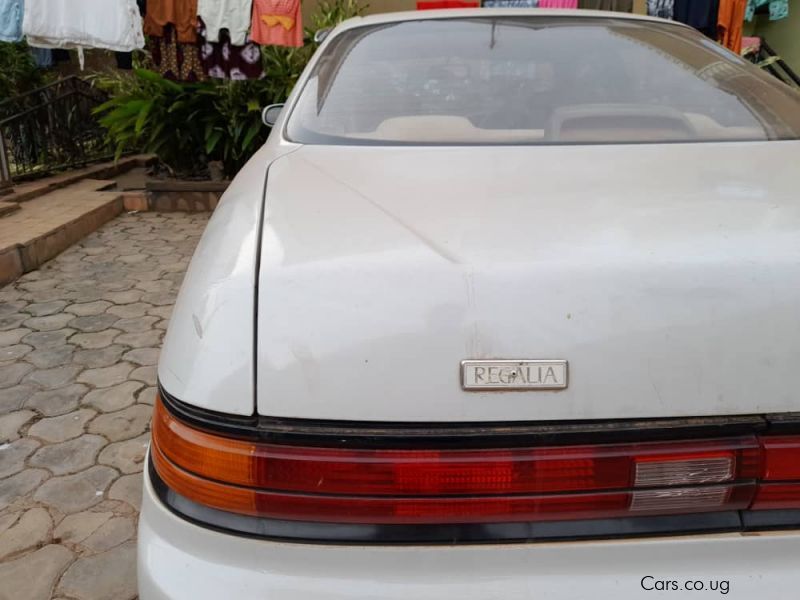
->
xmin=94 ymin=0 xmax=368 ymax=177
xmin=0 ymin=42 xmax=49 ymax=102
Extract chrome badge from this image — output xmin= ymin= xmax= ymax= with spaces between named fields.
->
xmin=461 ymin=360 xmax=568 ymax=391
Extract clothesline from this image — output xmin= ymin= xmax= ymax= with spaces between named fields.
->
xmin=0 ymin=0 xmax=304 ymax=80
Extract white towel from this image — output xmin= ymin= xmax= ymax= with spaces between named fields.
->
xmin=23 ymin=0 xmax=144 ymax=53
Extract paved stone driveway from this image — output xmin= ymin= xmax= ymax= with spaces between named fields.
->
xmin=0 ymin=211 xmax=209 ymax=600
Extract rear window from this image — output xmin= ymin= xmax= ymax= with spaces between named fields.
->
xmin=286 ymin=17 xmax=800 ymax=145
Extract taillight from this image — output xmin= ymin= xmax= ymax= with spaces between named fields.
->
xmin=151 ymin=395 xmax=776 ymax=525
xmin=751 ymin=435 xmax=800 ymax=511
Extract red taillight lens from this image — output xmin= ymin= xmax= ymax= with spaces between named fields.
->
xmin=759 ymin=435 xmax=800 ymax=481
xmin=151 ymin=396 xmax=776 ymax=524
xmin=750 ymin=435 xmax=800 ymax=511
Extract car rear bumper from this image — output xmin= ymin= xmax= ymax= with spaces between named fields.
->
xmin=138 ymin=467 xmax=800 ymax=600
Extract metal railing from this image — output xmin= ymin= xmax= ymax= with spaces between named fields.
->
xmin=745 ymin=38 xmax=800 ymax=89
xmin=0 ymin=77 xmax=110 ymax=183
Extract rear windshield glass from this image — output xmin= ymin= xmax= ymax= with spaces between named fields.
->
xmin=286 ymin=17 xmax=800 ymax=145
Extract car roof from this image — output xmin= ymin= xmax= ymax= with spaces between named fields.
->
xmin=333 ymin=8 xmax=688 ymax=33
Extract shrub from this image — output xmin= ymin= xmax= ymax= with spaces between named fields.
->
xmin=94 ymin=0 xmax=367 ymax=177
xmin=0 ymin=42 xmax=49 ymax=103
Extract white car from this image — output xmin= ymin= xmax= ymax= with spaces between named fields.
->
xmin=138 ymin=8 xmax=800 ymax=600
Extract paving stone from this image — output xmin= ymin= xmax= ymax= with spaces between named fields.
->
xmin=141 ymin=291 xmax=178 ymax=306
xmin=27 ymin=409 xmax=96 ymax=443
xmin=29 ymin=434 xmax=107 ymax=476
xmin=0 ymin=328 xmax=30 ymax=347
xmin=0 ymin=511 xmax=18 ymax=535
xmin=23 ymin=313 xmax=74 ymax=332
xmin=0 ymin=313 xmax=27 ymax=331
xmin=97 ymin=280 xmax=135 ymax=292
xmin=70 ymin=330 xmax=120 ymax=350
xmin=17 ymin=278 xmax=60 ymax=292
xmin=24 ymin=384 xmax=88 ymax=416
xmin=122 ymin=347 xmax=160 ymax=366
xmin=130 ymin=365 xmax=157 ymax=386
xmin=113 ymin=315 xmax=159 ymax=333
xmin=64 ymin=301 xmax=112 ymax=317
xmin=67 ymin=288 xmax=107 ymax=304
xmin=23 ymin=364 xmax=83 ymax=390
xmin=0 ymin=385 xmax=35 ymax=414
xmin=137 ymin=386 xmax=157 ymax=405
xmin=89 ymin=405 xmax=151 ymax=442
xmin=0 ymin=469 xmax=48 ymax=511
xmin=0 ymin=343 xmax=32 ymax=363
xmin=81 ymin=516 xmax=135 ymax=552
xmin=0 ymin=362 xmax=34 ymax=389
xmin=135 ymin=279 xmax=173 ymax=293
xmin=67 ymin=314 xmax=119 ymax=333
xmin=0 ymin=544 xmax=74 ymax=600
xmin=0 ymin=507 xmax=52 ymax=561
xmin=22 ymin=328 xmax=74 ymax=349
xmin=82 ymin=381 xmax=143 ymax=413
xmin=56 ymin=541 xmax=136 ymax=600
xmin=0 ymin=410 xmax=35 ymax=442
xmin=146 ymin=304 xmax=173 ymax=320
xmin=104 ymin=289 xmax=143 ymax=304
xmin=107 ymin=473 xmax=143 ymax=511
xmin=53 ymin=511 xmax=112 ymax=544
xmin=73 ymin=345 xmax=126 ymax=369
xmin=0 ymin=288 xmax=23 ymax=302
xmin=113 ymin=330 xmax=162 ymax=348
xmin=25 ymin=345 xmax=75 ymax=369
xmin=0 ymin=301 xmax=27 ymax=318
xmin=105 ymin=302 xmax=151 ymax=319
xmin=117 ymin=253 xmax=148 ymax=264
xmin=33 ymin=466 xmax=117 ymax=513
xmin=128 ymin=270 xmax=161 ymax=282
xmin=0 ymin=438 xmax=40 ymax=478
xmin=77 ymin=363 xmax=134 ymax=388
xmin=98 ymin=433 xmax=149 ymax=474
xmin=25 ymin=288 xmax=68 ymax=303
xmin=23 ymin=300 xmax=68 ymax=317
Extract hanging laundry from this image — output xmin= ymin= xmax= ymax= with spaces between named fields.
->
xmin=539 ymin=1 xmax=578 ymax=8
xmin=250 ymin=0 xmax=303 ymax=48
xmin=480 ymin=1 xmax=536 ymax=6
xmin=672 ymin=0 xmax=719 ymax=38
xmin=198 ymin=18 xmax=263 ymax=80
xmin=646 ymin=0 xmax=673 ymax=19
xmin=418 ymin=1 xmax=479 ymax=7
xmin=148 ymin=24 xmax=206 ymax=82
xmin=116 ymin=52 xmax=134 ymax=70
xmin=197 ymin=0 xmax=253 ymax=46
xmin=145 ymin=0 xmax=198 ymax=44
xmin=717 ymin=0 xmax=747 ymax=53
xmin=579 ymin=0 xmax=633 ymax=12
xmin=29 ymin=47 xmax=52 ymax=68
xmin=746 ymin=0 xmax=788 ymax=22
xmin=22 ymin=0 xmax=144 ymax=51
xmin=0 ymin=0 xmax=23 ymax=42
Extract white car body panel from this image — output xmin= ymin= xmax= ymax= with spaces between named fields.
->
xmin=139 ymin=471 xmax=800 ymax=600
xmin=145 ymin=9 xmax=800 ymax=600
xmin=158 ymin=141 xmax=297 ymax=415
xmin=256 ymin=141 xmax=800 ymax=421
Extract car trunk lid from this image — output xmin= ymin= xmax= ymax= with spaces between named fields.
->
xmin=256 ymin=141 xmax=800 ymax=422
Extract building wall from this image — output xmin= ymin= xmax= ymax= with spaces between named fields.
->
xmin=748 ymin=5 xmax=800 ymax=70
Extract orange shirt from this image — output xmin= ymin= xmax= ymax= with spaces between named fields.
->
xmin=717 ymin=0 xmax=747 ymax=54
xmin=145 ymin=0 xmax=198 ymax=44
xmin=251 ymin=0 xmax=303 ymax=48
